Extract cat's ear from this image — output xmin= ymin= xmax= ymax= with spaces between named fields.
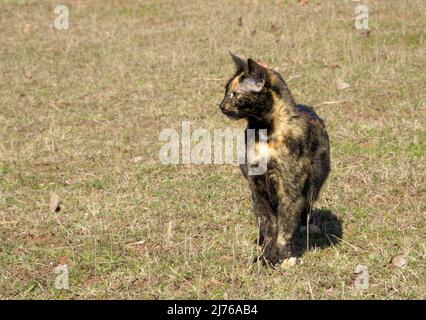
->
xmin=247 ymin=58 xmax=267 ymax=84
xmin=229 ymin=51 xmax=247 ymax=72
xmin=237 ymin=58 xmax=267 ymax=92
xmin=237 ymin=77 xmax=265 ymax=93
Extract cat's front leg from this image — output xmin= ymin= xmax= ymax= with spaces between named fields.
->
xmin=266 ymin=175 xmax=306 ymax=263
xmin=251 ymin=191 xmax=269 ymax=246
xmin=250 ymin=190 xmax=279 ymax=264
xmin=262 ymin=215 xmax=279 ymax=265
xmin=276 ymin=196 xmax=306 ymax=261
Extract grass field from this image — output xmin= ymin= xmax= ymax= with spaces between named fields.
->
xmin=0 ymin=0 xmax=425 ymax=299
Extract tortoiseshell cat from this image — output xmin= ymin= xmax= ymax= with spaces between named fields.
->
xmin=219 ymin=53 xmax=330 ymax=265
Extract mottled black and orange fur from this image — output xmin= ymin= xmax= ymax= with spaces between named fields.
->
xmin=219 ymin=53 xmax=330 ymax=265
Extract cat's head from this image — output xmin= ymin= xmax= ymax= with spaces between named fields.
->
xmin=219 ymin=52 xmax=274 ymax=121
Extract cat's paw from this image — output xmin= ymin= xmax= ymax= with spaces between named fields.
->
xmin=280 ymin=257 xmax=298 ymax=269
xmin=260 ymin=243 xmax=280 ymax=266
xmin=277 ymin=243 xmax=294 ymax=263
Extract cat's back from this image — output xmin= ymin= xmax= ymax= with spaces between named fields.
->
xmin=295 ymin=104 xmax=329 ymax=143
xmin=295 ymin=104 xmax=324 ymax=126
xmin=294 ymin=104 xmax=330 ymax=185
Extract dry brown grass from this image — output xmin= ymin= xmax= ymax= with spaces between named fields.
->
xmin=0 ymin=0 xmax=425 ymax=299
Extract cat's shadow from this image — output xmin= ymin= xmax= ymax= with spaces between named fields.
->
xmin=292 ymin=208 xmax=342 ymax=258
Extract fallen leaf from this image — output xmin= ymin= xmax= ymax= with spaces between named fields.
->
xmin=391 ymin=255 xmax=407 ymax=268
xmin=336 ymin=80 xmax=350 ymax=90
xmin=24 ymin=70 xmax=33 ymax=79
xmin=325 ymin=62 xmax=340 ymax=69
xmin=206 ymin=278 xmax=224 ymax=287
xmin=58 ymin=256 xmax=68 ymax=265
xmin=49 ymin=192 xmax=60 ymax=213
xmin=131 ymin=156 xmax=143 ymax=163
xmin=24 ymin=24 xmax=32 ymax=34
xmin=360 ymin=30 xmax=371 ymax=37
